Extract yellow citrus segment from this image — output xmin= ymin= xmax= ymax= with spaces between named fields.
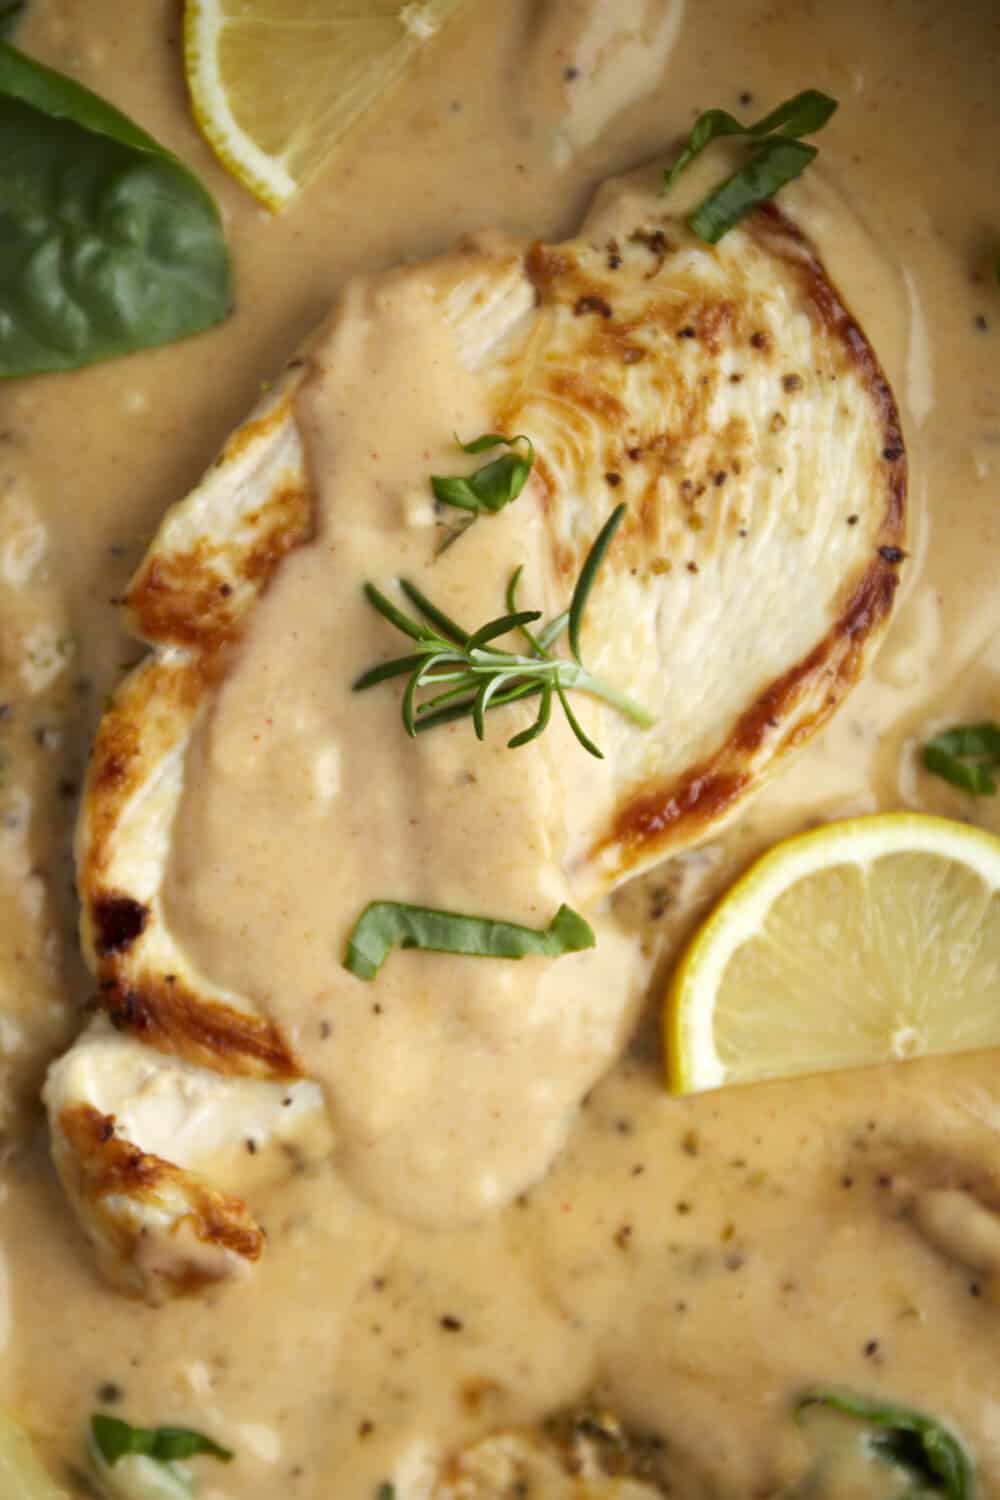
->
xmin=183 ymin=0 xmax=468 ymax=212
xmin=665 ymin=813 xmax=1000 ymax=1094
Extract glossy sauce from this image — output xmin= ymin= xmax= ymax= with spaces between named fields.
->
xmin=1 ymin=1 xmax=999 ymax=1496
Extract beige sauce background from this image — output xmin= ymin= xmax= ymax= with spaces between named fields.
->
xmin=1 ymin=0 xmax=999 ymax=1495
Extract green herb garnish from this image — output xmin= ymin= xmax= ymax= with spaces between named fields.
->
xmin=90 ymin=1414 xmax=233 ymax=1472
xmin=431 ymin=432 xmax=535 ymax=551
xmin=354 ymin=503 xmax=654 ymax=758
xmin=376 ymin=1485 xmax=396 ymax=1500
xmin=923 ymin=722 xmax=1000 ymax=795
xmin=0 ymin=44 xmax=232 ymax=377
xmin=797 ymin=1390 xmax=973 ymax=1500
xmin=344 ymin=900 xmax=594 ymax=980
xmin=664 ymin=88 xmax=838 ymax=244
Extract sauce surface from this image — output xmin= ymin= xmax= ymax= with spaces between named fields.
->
xmin=1 ymin=1 xmax=999 ymax=1495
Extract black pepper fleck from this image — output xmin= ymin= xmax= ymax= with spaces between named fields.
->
xmin=605 ymin=471 xmax=622 ymax=487
xmin=440 ymin=1315 xmax=464 ymax=1332
xmin=878 ymin=545 xmax=906 ymax=564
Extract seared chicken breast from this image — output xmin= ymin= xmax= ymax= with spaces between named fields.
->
xmin=46 ymin=163 xmax=904 ymax=1297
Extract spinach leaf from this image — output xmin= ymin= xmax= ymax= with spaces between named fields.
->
xmin=0 ymin=43 xmax=232 ymax=377
xmin=797 ymin=1390 xmax=973 ymax=1500
xmin=344 ymin=900 xmax=595 ymax=980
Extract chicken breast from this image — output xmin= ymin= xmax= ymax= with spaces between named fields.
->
xmin=47 ymin=162 xmax=905 ymax=1297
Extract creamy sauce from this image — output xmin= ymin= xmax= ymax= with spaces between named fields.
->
xmin=1 ymin=0 xmax=999 ymax=1496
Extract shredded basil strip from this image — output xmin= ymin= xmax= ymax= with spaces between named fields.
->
xmin=0 ymin=2 xmax=25 ymax=39
xmin=376 ymin=1486 xmax=396 ymax=1500
xmin=797 ymin=1390 xmax=973 ymax=1500
xmin=431 ymin=434 xmax=535 ymax=517
xmin=923 ymin=721 xmax=1000 ymax=796
xmin=664 ymin=89 xmax=837 ymax=189
xmin=0 ymin=43 xmax=232 ymax=377
xmin=664 ymin=87 xmax=837 ymax=244
xmin=90 ymin=1414 xmax=233 ymax=1469
xmin=344 ymin=901 xmax=595 ymax=981
xmin=688 ymin=138 xmax=818 ymax=244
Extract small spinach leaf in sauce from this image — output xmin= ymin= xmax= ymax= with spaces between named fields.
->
xmin=0 ymin=43 xmax=232 ymax=376
xmin=344 ymin=900 xmax=595 ymax=980
xmin=664 ymin=87 xmax=838 ymax=244
xmin=923 ymin=721 xmax=1000 ymax=795
xmin=91 ymin=1415 xmax=234 ymax=1469
xmin=431 ymin=432 xmax=535 ymax=552
xmin=797 ymin=1390 xmax=973 ymax=1500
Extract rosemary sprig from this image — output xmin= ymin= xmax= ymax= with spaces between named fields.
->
xmin=353 ymin=503 xmax=655 ymax=759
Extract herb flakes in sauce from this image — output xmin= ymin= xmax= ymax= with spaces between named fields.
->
xmin=431 ymin=432 xmax=535 ymax=552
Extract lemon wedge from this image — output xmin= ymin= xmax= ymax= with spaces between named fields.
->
xmin=183 ymin=0 xmax=468 ymax=212
xmin=666 ymin=813 xmax=1000 ymax=1093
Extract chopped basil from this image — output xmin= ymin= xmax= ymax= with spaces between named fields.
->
xmin=0 ymin=44 xmax=232 ymax=377
xmin=797 ymin=1390 xmax=973 ymax=1500
xmin=664 ymin=88 xmax=838 ymax=243
xmin=344 ymin=900 xmax=595 ymax=980
xmin=376 ymin=1486 xmax=396 ymax=1500
xmin=431 ymin=433 xmax=534 ymax=550
xmin=90 ymin=1414 xmax=233 ymax=1470
xmin=688 ymin=138 xmax=818 ymax=245
xmin=922 ymin=722 xmax=1000 ymax=795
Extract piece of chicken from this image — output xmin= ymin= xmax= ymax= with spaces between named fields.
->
xmin=46 ymin=162 xmax=905 ymax=1297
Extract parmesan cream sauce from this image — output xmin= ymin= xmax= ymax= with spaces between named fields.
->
xmin=1 ymin=0 xmax=999 ymax=1496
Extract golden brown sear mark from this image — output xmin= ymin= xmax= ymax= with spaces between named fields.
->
xmin=58 ymin=1104 xmax=263 ymax=1298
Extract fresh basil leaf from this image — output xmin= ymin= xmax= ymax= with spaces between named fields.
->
xmin=797 ymin=1390 xmax=973 ymax=1500
xmin=0 ymin=43 xmax=232 ymax=376
xmin=0 ymin=2 xmax=25 ymax=40
xmin=91 ymin=1414 xmax=233 ymax=1469
xmin=688 ymin=138 xmax=817 ymax=244
xmin=431 ymin=434 xmax=534 ymax=516
xmin=344 ymin=900 xmax=595 ymax=980
xmin=923 ymin=722 xmax=1000 ymax=796
xmin=664 ymin=88 xmax=837 ymax=189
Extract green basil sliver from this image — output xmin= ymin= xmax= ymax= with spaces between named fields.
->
xmin=665 ymin=88 xmax=837 ymax=190
xmin=431 ymin=434 xmax=535 ymax=517
xmin=922 ymin=721 xmax=1000 ymax=796
xmin=344 ymin=901 xmax=595 ymax=980
xmin=91 ymin=1413 xmax=233 ymax=1469
xmin=797 ymin=1390 xmax=973 ymax=1500
xmin=0 ymin=43 xmax=231 ymax=376
xmin=688 ymin=138 xmax=817 ymax=245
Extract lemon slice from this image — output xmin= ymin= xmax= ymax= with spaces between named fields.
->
xmin=666 ymin=813 xmax=1000 ymax=1093
xmin=184 ymin=0 xmax=467 ymax=212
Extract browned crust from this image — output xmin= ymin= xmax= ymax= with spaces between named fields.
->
xmin=77 ymin=381 xmax=314 ymax=1079
xmin=603 ymin=559 xmax=899 ymax=862
xmin=530 ymin=202 xmax=906 ymax=881
xmin=100 ymin=972 xmax=300 ymax=1079
xmin=58 ymin=1103 xmax=263 ymax=1297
